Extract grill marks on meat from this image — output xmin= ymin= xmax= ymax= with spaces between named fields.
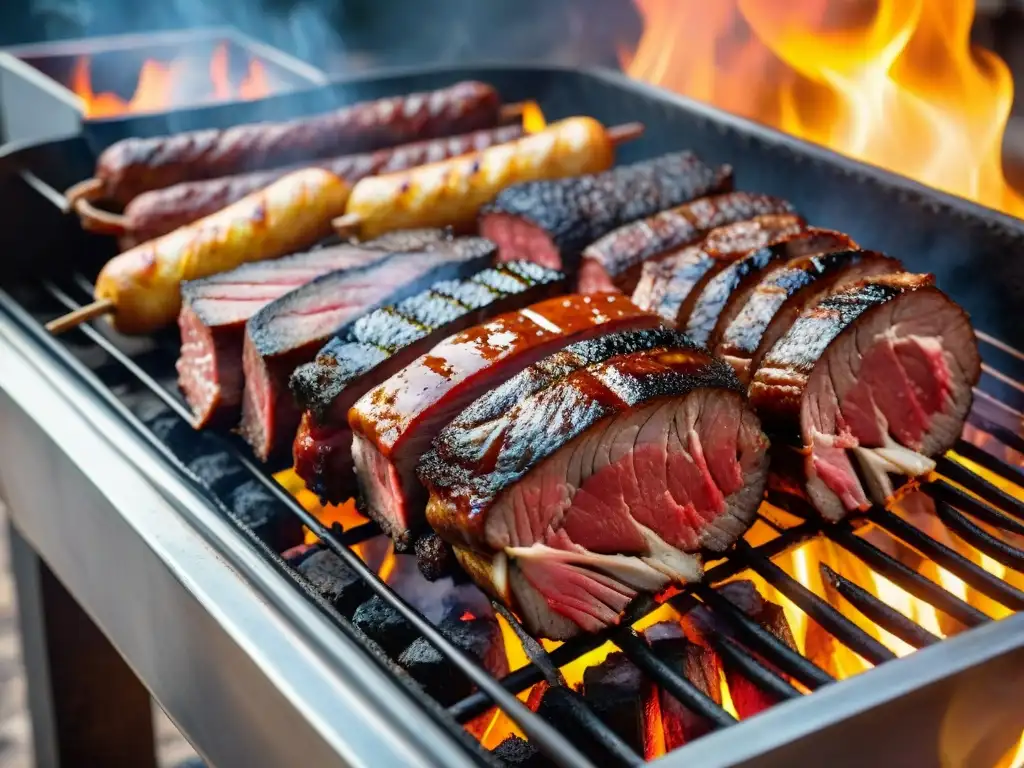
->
xmin=177 ymin=231 xmax=452 ymax=427
xmin=716 ymin=249 xmax=903 ymax=383
xmin=290 ymin=263 xmax=565 ymax=504
xmin=349 ymin=294 xmax=662 ymax=548
xmin=98 ymin=80 xmax=503 ymax=204
xmin=750 ymin=274 xmax=980 ymax=520
xmin=577 ymin=192 xmax=796 ymax=295
xmin=631 ymin=214 xmax=807 ymax=325
xmin=479 ymin=151 xmax=733 ymax=272
xmin=419 ymin=329 xmax=770 ymax=639
xmin=683 ymin=228 xmax=856 ymax=348
xmin=123 ymin=126 xmax=523 ymax=243
xmin=239 ymin=237 xmax=497 ymax=461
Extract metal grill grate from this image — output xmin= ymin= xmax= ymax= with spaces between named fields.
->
xmin=28 ymin=274 xmax=1024 ymax=768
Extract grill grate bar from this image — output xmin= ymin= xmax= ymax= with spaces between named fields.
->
xmin=819 ymin=564 xmax=940 ymax=650
xmin=41 ymin=284 xmax=601 ymax=768
xmin=934 ymin=502 xmax=1024 ymax=572
xmin=614 ymin=628 xmax=737 ymax=728
xmin=448 ymin=523 xmax=824 ymax=724
xmin=35 ymin=276 xmax=1024 ymax=766
xmin=953 ymin=439 xmax=1024 ymax=485
xmin=732 ymin=541 xmax=897 ymax=666
xmin=934 ymin=457 xmax=1024 ymax=522
xmin=712 ymin=633 xmax=802 ymax=701
xmin=543 ymin=687 xmax=645 ymax=767
xmin=825 ymin=524 xmax=988 ymax=629
xmin=967 ymin=393 xmax=1024 ymax=457
xmin=690 ymin=585 xmax=835 ymax=690
xmin=865 ymin=507 xmax=1024 ymax=611
xmin=923 ymin=482 xmax=1024 ymax=536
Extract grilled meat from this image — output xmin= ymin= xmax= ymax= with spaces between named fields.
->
xmin=348 ymin=294 xmax=661 ymax=547
xmin=342 ymin=117 xmax=618 ymax=240
xmin=577 ymin=192 xmax=797 ymax=294
xmin=418 ymin=329 xmax=770 ymax=639
xmin=716 ymin=249 xmax=903 ymax=383
xmin=749 ymin=274 xmax=980 ymax=520
xmin=177 ymin=231 xmax=452 ymax=427
xmin=631 ymin=214 xmax=807 ymax=325
xmin=93 ymin=81 xmax=504 ymax=204
xmin=239 ymin=237 xmax=496 ymax=461
xmin=683 ymin=228 xmax=856 ymax=348
xmin=92 ymin=168 xmax=350 ymax=335
xmin=479 ymin=151 xmax=733 ymax=272
xmin=290 ymin=263 xmax=566 ymax=504
xmin=121 ymin=126 xmax=523 ymax=245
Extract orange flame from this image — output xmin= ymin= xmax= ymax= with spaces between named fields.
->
xmin=624 ymin=0 xmax=1024 ymax=217
xmin=72 ymin=42 xmax=272 ymax=118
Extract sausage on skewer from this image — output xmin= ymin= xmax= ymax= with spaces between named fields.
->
xmin=332 ymin=117 xmax=645 ymax=241
xmin=75 ymin=124 xmax=526 ymax=249
xmin=47 ymin=168 xmax=350 ymax=336
xmin=68 ymin=80 xmax=517 ymax=207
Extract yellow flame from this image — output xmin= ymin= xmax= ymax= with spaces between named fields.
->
xmin=625 ymin=0 xmax=1024 ymax=217
xmin=522 ymin=101 xmax=548 ymax=134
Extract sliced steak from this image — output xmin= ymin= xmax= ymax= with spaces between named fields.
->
xmin=177 ymin=230 xmax=452 ymax=428
xmin=350 ymin=294 xmax=662 ymax=548
xmin=291 ymin=263 xmax=565 ymax=506
xmin=631 ymin=214 xmax=806 ymax=325
xmin=684 ymin=228 xmax=856 ymax=348
xmin=419 ymin=329 xmax=770 ymax=639
xmin=577 ymin=192 xmax=796 ymax=295
xmin=479 ymin=151 xmax=732 ymax=272
xmin=239 ymin=237 xmax=496 ymax=461
xmin=750 ymin=273 xmax=980 ymax=520
xmin=717 ymin=249 xmax=903 ymax=383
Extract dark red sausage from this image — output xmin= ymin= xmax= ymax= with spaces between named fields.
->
xmin=97 ymin=81 xmax=504 ymax=204
xmin=120 ymin=124 xmax=524 ymax=247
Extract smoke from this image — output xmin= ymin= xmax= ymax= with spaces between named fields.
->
xmin=8 ymin=0 xmax=643 ymax=73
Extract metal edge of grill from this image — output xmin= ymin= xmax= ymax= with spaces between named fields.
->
xmin=0 ymin=64 xmax=1022 ymax=768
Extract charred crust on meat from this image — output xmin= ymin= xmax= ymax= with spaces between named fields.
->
xmin=418 ymin=329 xmax=746 ymax=534
xmin=481 ymin=151 xmax=733 ymax=268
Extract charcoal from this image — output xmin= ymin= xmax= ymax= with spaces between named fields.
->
xmin=186 ymin=452 xmax=247 ymax=496
xmin=296 ymin=549 xmax=369 ymax=616
xmin=282 ymin=542 xmax=320 ymax=566
xmin=414 ymin=533 xmax=458 ymax=582
xmin=533 ymin=685 xmax=613 ymax=764
xmin=643 ymin=621 xmax=721 ymax=751
xmin=352 ymin=596 xmax=419 ymax=656
xmin=712 ymin=580 xmax=797 ymax=718
xmin=491 ymin=735 xmax=553 ymax=767
xmin=581 ymin=652 xmax=645 ymax=756
xmin=719 ymin=580 xmax=797 ymax=650
xmin=397 ymin=614 xmax=507 ymax=706
xmin=228 ymin=480 xmax=303 ymax=553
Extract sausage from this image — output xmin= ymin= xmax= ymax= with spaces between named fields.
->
xmin=340 ymin=117 xmax=618 ymax=240
xmin=94 ymin=81 xmax=502 ymax=205
xmin=118 ymin=124 xmax=525 ymax=247
xmin=95 ymin=168 xmax=350 ymax=335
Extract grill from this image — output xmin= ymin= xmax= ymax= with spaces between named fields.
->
xmin=0 ymin=65 xmax=1023 ymax=768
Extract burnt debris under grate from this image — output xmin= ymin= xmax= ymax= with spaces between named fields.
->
xmin=8 ymin=270 xmax=1023 ymax=768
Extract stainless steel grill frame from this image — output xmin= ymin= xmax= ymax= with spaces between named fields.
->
xmin=0 ymin=64 xmax=1023 ymax=768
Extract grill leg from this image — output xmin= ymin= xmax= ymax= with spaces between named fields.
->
xmin=9 ymin=521 xmax=157 ymax=768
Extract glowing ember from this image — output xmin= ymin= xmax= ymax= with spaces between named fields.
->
xmin=624 ymin=0 xmax=1024 ymax=217
xmin=71 ymin=42 xmax=272 ymax=118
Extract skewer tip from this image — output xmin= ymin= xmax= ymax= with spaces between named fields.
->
xmin=607 ymin=121 xmax=646 ymax=146
xmin=45 ymin=298 xmax=114 ymax=335
xmin=332 ymin=212 xmax=362 ymax=237
xmin=500 ymin=101 xmax=528 ymax=121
